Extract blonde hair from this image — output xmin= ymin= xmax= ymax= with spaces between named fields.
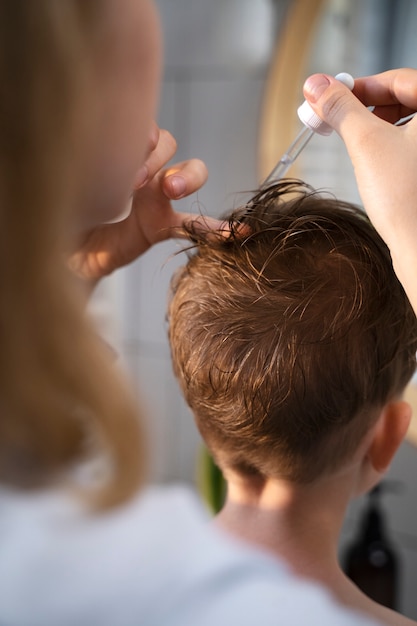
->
xmin=0 ymin=1 xmax=145 ymax=508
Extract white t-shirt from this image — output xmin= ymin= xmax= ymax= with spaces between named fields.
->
xmin=0 ymin=484 xmax=380 ymax=626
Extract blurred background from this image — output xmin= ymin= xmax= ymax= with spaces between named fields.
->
xmin=91 ymin=0 xmax=417 ymax=618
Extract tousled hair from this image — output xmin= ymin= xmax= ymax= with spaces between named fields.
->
xmin=0 ymin=1 xmax=145 ymax=508
xmin=168 ymin=181 xmax=417 ymax=482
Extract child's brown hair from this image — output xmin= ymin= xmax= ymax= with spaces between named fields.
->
xmin=168 ymin=181 xmax=417 ymax=482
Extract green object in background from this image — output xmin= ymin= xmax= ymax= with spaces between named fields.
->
xmin=198 ymin=446 xmax=227 ymax=514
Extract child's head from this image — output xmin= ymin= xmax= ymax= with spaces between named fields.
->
xmin=168 ymin=181 xmax=417 ymax=484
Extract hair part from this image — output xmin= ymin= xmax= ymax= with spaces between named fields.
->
xmin=168 ymin=180 xmax=417 ymax=483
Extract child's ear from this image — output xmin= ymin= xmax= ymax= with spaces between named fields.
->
xmin=367 ymin=400 xmax=412 ymax=473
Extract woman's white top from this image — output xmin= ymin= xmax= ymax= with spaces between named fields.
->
xmin=0 ymin=484 xmax=380 ymax=625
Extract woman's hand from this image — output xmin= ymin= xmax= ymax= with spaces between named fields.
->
xmin=70 ymin=125 xmax=220 ymax=282
xmin=302 ymin=68 xmax=417 ymax=313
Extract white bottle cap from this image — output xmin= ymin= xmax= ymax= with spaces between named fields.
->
xmin=297 ymin=72 xmax=354 ymax=136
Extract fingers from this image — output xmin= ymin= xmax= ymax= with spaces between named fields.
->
xmin=155 ymin=212 xmax=228 ymax=244
xmin=162 ymin=158 xmax=208 ymax=200
xmin=302 ymin=70 xmax=417 ymax=139
xmin=133 ymin=125 xmax=209 ymax=199
xmin=146 ymin=121 xmax=160 ymax=154
xmin=302 ymin=73 xmax=380 ymax=141
xmin=353 ymin=68 xmax=417 ymax=109
xmin=133 ymin=127 xmax=177 ymax=189
xmin=353 ymin=69 xmax=417 ymax=123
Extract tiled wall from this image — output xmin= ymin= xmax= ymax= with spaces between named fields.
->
xmin=93 ymin=0 xmax=417 ymax=619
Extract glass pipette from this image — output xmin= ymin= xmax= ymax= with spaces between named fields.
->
xmin=260 ymin=72 xmax=354 ymax=189
xmin=261 ymin=126 xmax=315 ymax=188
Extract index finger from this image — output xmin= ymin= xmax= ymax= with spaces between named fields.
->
xmin=354 ymin=68 xmax=417 ymax=122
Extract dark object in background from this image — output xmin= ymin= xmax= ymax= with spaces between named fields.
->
xmin=343 ymin=484 xmax=399 ymax=610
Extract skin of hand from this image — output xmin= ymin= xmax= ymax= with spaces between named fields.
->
xmin=69 ymin=124 xmax=223 ymax=282
xmin=302 ymin=68 xmax=417 ymax=314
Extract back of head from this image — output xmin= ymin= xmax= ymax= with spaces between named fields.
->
xmin=168 ymin=181 xmax=417 ymax=482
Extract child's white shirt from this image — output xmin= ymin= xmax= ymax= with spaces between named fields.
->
xmin=0 ymin=483 xmax=381 ymax=626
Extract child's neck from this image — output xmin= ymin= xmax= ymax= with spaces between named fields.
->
xmin=216 ymin=472 xmax=348 ymax=582
xmin=215 ymin=471 xmax=416 ymax=626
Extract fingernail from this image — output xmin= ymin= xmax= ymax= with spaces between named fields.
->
xmin=168 ymin=175 xmax=186 ymax=198
xmin=134 ymin=165 xmax=148 ymax=188
xmin=304 ymin=74 xmax=331 ymax=103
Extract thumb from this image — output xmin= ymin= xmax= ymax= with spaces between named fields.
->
xmin=302 ymin=73 xmax=378 ymax=140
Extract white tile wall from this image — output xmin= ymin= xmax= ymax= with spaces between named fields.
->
xmin=91 ymin=0 xmax=417 ymax=619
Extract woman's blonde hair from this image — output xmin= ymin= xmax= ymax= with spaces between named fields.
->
xmin=0 ymin=1 xmax=145 ymax=508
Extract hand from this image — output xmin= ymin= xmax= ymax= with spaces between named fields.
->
xmin=302 ymin=68 xmax=417 ymax=312
xmin=70 ymin=124 xmax=220 ymax=282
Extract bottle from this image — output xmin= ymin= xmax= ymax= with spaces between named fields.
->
xmin=342 ymin=483 xmax=399 ymax=610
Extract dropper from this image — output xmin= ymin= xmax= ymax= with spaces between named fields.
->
xmin=260 ymin=72 xmax=355 ymax=188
